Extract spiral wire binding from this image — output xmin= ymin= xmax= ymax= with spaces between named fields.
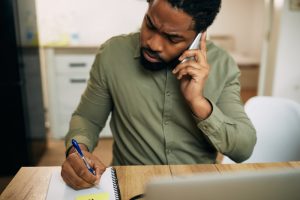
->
xmin=111 ymin=167 xmax=121 ymax=200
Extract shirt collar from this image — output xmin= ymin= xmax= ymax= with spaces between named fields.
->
xmin=134 ymin=32 xmax=141 ymax=59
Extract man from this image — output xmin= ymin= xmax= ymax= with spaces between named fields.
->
xmin=61 ymin=0 xmax=256 ymax=189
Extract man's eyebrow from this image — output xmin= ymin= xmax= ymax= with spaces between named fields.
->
xmin=146 ymin=15 xmax=156 ymax=29
xmin=146 ymin=15 xmax=184 ymax=39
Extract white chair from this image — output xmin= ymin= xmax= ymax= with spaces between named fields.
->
xmin=223 ymin=96 xmax=300 ymax=163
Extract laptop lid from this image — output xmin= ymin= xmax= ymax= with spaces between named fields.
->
xmin=144 ymin=168 xmax=300 ymax=200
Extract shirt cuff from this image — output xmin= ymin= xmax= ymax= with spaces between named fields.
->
xmin=192 ymin=100 xmax=227 ymax=148
xmin=65 ymin=135 xmax=93 ymax=157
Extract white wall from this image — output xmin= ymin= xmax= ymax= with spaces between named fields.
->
xmin=36 ymin=0 xmax=264 ymax=59
xmin=272 ymin=0 xmax=300 ymax=102
xmin=36 ymin=0 xmax=148 ymax=46
xmin=209 ymin=0 xmax=265 ymax=59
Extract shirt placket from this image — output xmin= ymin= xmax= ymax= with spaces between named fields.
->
xmin=162 ymin=68 xmax=174 ymax=164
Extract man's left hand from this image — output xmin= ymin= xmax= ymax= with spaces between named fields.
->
xmin=172 ymin=31 xmax=212 ymax=119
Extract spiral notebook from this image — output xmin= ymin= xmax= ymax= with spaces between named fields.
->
xmin=46 ymin=167 xmax=121 ymax=200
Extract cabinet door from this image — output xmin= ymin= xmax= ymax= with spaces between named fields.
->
xmin=45 ymin=49 xmax=113 ymax=138
xmin=55 ymin=54 xmax=94 ymax=75
xmin=56 ymin=73 xmax=112 ymax=138
xmin=56 ymin=74 xmax=87 ymax=136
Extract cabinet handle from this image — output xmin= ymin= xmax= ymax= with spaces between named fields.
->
xmin=69 ymin=63 xmax=86 ymax=67
xmin=70 ymin=79 xmax=87 ymax=83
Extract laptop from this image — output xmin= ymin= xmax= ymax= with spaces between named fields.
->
xmin=144 ymin=168 xmax=300 ymax=200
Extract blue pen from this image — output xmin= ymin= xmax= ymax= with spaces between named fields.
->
xmin=71 ymin=139 xmax=96 ymax=176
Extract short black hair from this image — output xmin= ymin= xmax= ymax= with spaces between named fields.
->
xmin=147 ymin=0 xmax=221 ymax=33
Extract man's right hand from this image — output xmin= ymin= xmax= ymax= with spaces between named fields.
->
xmin=61 ymin=145 xmax=106 ymax=190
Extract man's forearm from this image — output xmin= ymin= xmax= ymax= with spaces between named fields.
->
xmin=188 ymin=97 xmax=212 ymax=120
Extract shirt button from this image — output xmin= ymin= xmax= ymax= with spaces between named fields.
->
xmin=166 ymin=149 xmax=172 ymax=154
xmin=166 ymin=91 xmax=170 ymax=96
xmin=203 ymin=125 xmax=208 ymax=131
xmin=164 ymin=121 xmax=168 ymax=125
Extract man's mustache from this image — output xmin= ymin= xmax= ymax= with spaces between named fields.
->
xmin=141 ymin=47 xmax=163 ymax=62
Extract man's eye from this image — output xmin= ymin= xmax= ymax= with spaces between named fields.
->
xmin=167 ymin=37 xmax=181 ymax=44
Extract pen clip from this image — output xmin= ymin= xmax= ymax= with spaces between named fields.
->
xmin=72 ymin=139 xmax=84 ymax=157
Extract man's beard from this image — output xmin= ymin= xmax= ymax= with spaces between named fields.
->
xmin=140 ymin=47 xmax=180 ymax=71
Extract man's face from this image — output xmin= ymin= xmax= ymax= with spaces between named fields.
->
xmin=140 ymin=0 xmax=197 ymax=70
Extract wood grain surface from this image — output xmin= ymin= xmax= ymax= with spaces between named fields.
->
xmin=1 ymin=162 xmax=299 ymax=200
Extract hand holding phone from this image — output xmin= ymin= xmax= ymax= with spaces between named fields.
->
xmin=172 ymin=31 xmax=212 ymax=119
xmin=181 ymin=32 xmax=202 ymax=63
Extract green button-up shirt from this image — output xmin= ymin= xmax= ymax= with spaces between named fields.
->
xmin=65 ymin=32 xmax=256 ymax=165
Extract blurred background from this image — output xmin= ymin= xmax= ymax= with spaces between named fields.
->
xmin=1 ymin=0 xmax=300 ymax=193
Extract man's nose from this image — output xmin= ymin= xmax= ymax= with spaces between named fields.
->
xmin=146 ymin=33 xmax=163 ymax=52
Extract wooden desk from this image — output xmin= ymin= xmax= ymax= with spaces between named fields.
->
xmin=1 ymin=162 xmax=300 ymax=200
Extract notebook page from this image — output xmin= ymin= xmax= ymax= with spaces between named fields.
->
xmin=46 ymin=167 xmax=117 ymax=200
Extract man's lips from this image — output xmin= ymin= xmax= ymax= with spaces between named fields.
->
xmin=142 ymin=49 xmax=161 ymax=63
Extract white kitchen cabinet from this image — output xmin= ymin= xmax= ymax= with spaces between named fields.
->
xmin=44 ymin=47 xmax=112 ymax=139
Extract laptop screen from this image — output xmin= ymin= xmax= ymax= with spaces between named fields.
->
xmin=144 ymin=168 xmax=300 ymax=200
